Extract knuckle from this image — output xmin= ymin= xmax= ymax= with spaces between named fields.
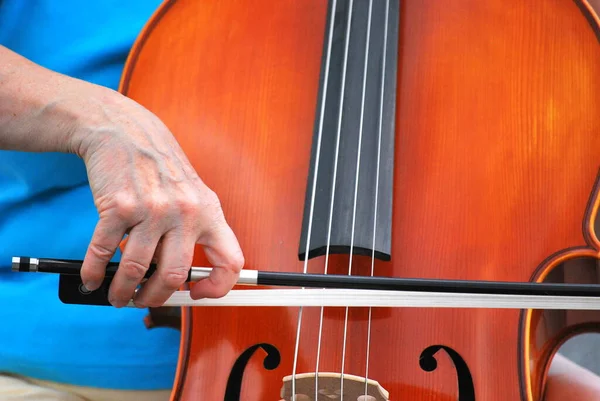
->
xmin=174 ymin=195 xmax=199 ymax=216
xmin=119 ymin=259 xmax=149 ymax=281
xmin=143 ymin=194 xmax=169 ymax=218
xmin=159 ymin=266 xmax=188 ymax=290
xmin=111 ymin=193 xmax=139 ymax=220
xmin=179 ymin=187 xmax=224 ymax=232
xmin=183 ymin=187 xmax=220 ymax=214
xmin=88 ymin=241 xmax=115 ymax=260
xmin=228 ymin=252 xmax=245 ymax=273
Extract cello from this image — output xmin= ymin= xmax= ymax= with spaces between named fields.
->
xmin=15 ymin=0 xmax=600 ymax=400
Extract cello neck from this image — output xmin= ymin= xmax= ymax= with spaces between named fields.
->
xmin=299 ymin=0 xmax=400 ymax=262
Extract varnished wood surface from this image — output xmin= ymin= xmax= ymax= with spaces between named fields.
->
xmin=120 ymin=1 xmax=600 ymax=400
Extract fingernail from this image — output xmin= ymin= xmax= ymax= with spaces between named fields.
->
xmin=84 ymin=281 xmax=100 ymax=292
xmin=109 ymin=298 xmax=126 ymax=308
xmin=132 ymin=295 xmax=146 ymax=308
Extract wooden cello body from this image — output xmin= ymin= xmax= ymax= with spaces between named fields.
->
xmin=119 ymin=0 xmax=600 ymax=400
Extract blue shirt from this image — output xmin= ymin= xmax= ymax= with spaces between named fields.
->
xmin=0 ymin=0 xmax=181 ymax=390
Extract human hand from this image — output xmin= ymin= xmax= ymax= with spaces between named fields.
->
xmin=0 ymin=46 xmax=242 ymax=307
xmin=73 ymin=86 xmax=244 ymax=308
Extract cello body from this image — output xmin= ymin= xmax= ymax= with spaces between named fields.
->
xmin=119 ymin=0 xmax=600 ymax=400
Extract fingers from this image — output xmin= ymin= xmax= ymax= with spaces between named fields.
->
xmin=81 ymin=216 xmax=127 ymax=291
xmin=108 ymin=223 xmax=161 ymax=308
xmin=132 ymin=229 xmax=195 ymax=307
xmin=190 ymin=220 xmax=244 ymax=300
xmin=82 ymin=197 xmax=244 ymax=307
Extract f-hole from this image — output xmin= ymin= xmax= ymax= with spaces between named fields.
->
xmin=420 ymin=345 xmax=475 ymax=400
xmin=224 ymin=343 xmax=281 ymax=401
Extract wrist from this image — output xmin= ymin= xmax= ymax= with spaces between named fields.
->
xmin=58 ymin=83 xmax=124 ymax=159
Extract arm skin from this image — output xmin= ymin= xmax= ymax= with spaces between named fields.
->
xmin=0 ymin=45 xmax=86 ymax=153
xmin=0 ymin=44 xmax=245 ymax=308
xmin=545 ymin=353 xmax=600 ymax=400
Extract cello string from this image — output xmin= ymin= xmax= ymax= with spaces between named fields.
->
xmin=314 ymin=0 xmax=351 ymax=397
xmin=292 ymin=0 xmax=338 ymax=398
xmin=340 ymin=0 xmax=373 ymax=398
xmin=364 ymin=0 xmax=389 ymax=397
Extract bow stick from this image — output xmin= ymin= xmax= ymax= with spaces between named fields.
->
xmin=12 ymin=256 xmax=600 ymax=310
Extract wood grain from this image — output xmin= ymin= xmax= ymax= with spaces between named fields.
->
xmin=120 ymin=0 xmax=600 ymax=400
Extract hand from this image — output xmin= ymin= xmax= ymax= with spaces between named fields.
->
xmin=0 ymin=46 xmax=240 ymax=307
xmin=73 ymin=86 xmax=244 ymax=308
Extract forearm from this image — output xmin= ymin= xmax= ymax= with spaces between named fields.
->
xmin=0 ymin=45 xmax=102 ymax=154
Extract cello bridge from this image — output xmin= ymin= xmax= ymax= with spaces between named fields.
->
xmin=279 ymin=372 xmax=389 ymax=401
